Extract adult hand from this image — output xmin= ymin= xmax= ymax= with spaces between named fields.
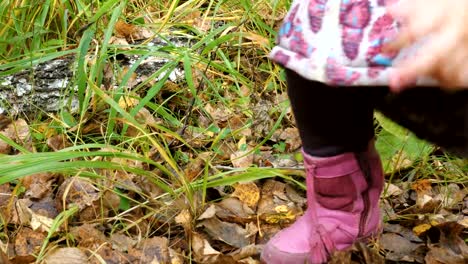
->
xmin=386 ymin=0 xmax=468 ymax=91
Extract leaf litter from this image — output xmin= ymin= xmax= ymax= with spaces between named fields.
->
xmin=0 ymin=6 xmax=467 ymax=264
xmin=2 ymin=122 xmax=466 ymax=263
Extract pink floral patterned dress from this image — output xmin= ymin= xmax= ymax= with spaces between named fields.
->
xmin=271 ymin=0 xmax=433 ymax=86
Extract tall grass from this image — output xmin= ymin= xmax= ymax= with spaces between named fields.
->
xmin=0 ymin=0 xmax=295 ymax=220
xmin=0 ymin=1 xmax=466 ymax=259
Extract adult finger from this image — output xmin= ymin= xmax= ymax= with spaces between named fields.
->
xmin=389 ymin=31 xmax=453 ymax=90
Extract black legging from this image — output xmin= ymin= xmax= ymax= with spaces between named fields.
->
xmin=285 ymin=69 xmax=468 ymax=157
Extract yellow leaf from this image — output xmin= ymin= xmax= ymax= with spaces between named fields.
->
xmin=413 ymin=223 xmax=432 ymax=236
xmin=231 ymin=182 xmax=260 ymax=209
xmin=265 ymin=210 xmax=297 ymax=224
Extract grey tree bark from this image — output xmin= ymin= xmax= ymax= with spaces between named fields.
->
xmin=0 ymin=36 xmax=190 ymax=116
xmin=0 ymin=56 xmax=78 ymax=115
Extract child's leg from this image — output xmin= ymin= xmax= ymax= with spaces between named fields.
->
xmin=285 ymin=70 xmax=376 ymax=156
xmin=261 ymin=70 xmax=386 ymax=264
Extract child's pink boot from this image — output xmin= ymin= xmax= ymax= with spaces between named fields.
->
xmin=261 ymin=142 xmax=384 ymax=264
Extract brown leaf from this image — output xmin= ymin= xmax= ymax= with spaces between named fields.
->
xmin=92 ymin=244 xmax=131 ymax=264
xmin=0 ymin=247 xmax=11 ymax=264
xmin=198 ymin=204 xmax=217 ymax=220
xmin=272 ymin=127 xmax=301 ymax=151
xmin=427 ymin=222 xmax=468 ymax=263
xmin=169 ymin=248 xmax=184 ymax=264
xmin=9 ymin=119 xmax=30 ymax=142
xmin=383 ymin=223 xmax=423 ymax=242
xmin=184 ymin=152 xmax=210 ymax=182
xmin=230 ymin=149 xmax=254 ymax=168
xmin=204 ymin=103 xmax=231 ymax=126
xmin=191 ymin=232 xmax=221 ymax=263
xmin=175 ymin=209 xmax=192 ymax=230
xmin=231 ymin=182 xmax=260 ymax=209
xmin=383 ymin=183 xmax=404 ymax=198
xmin=425 ymin=245 xmax=467 ymax=264
xmin=0 ymin=184 xmax=11 ymax=207
xmin=256 ymin=224 xmax=281 ymax=245
xmin=43 ymin=248 xmax=88 ymax=264
xmin=215 ymin=197 xmax=255 ymax=224
xmin=130 ymin=237 xmax=170 ymax=264
xmin=110 ymin=234 xmax=136 ymax=252
xmin=114 ymin=20 xmax=136 ymax=40
xmin=22 ymin=172 xmax=57 ymax=200
xmin=228 ymin=244 xmax=262 ymax=261
xmin=380 ymin=233 xmax=424 ymax=262
xmin=14 ymin=228 xmax=45 ymax=260
xmin=436 ymin=183 xmax=467 ymax=209
xmin=56 ymin=177 xmax=100 ymax=211
xmin=0 ymin=115 xmax=11 ymax=130
xmin=70 ymin=224 xmax=107 ymax=248
xmin=227 ymin=115 xmax=248 ymax=134
xmin=230 ymin=137 xmax=253 ymax=168
xmin=199 ymin=216 xmax=252 ymax=248
xmin=10 ymin=199 xmax=32 ymax=226
xmin=46 ymin=134 xmax=70 ymax=151
xmin=242 ymin=32 xmax=269 ymax=47
xmin=257 ymin=180 xmax=302 ymax=224
xmin=330 ymin=242 xmax=384 ymax=264
xmin=29 ymin=210 xmax=54 ymax=232
xmin=0 ymin=119 xmax=30 ymax=154
xmin=102 ymin=190 xmax=120 ymax=212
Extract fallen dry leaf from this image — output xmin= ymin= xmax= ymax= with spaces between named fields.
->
xmin=242 ymin=32 xmax=269 ymax=47
xmin=11 ymin=199 xmax=32 ymax=226
xmin=0 ymin=246 xmax=10 ymax=264
xmin=228 ymin=244 xmax=262 ymax=261
xmin=43 ymin=248 xmax=88 ymax=264
xmin=46 ymin=134 xmax=70 ymax=151
xmin=131 ymin=236 xmax=170 ymax=263
xmin=190 ymin=231 xmax=240 ymax=263
xmin=383 ymin=223 xmax=423 ymax=243
xmin=257 ymin=180 xmax=303 ymax=224
xmin=56 ymin=177 xmax=100 ymax=211
xmin=214 ymin=198 xmax=255 ymax=224
xmin=380 ymin=232 xmax=425 ymax=263
xmin=329 ymin=242 xmax=384 ymax=264
xmin=29 ymin=210 xmax=54 ymax=232
xmin=110 ymin=233 xmax=136 ymax=252
xmin=383 ymin=183 xmax=404 ymax=198
xmin=169 ymin=248 xmax=184 ymax=264
xmin=231 ymin=137 xmax=254 ymax=168
xmin=184 ymin=152 xmax=211 ymax=182
xmin=22 ymin=172 xmax=57 ymax=200
xmin=175 ymin=208 xmax=192 ymax=230
xmin=92 ymin=244 xmax=131 ymax=264
xmin=271 ymin=127 xmax=301 ymax=151
xmin=191 ymin=232 xmax=220 ymax=263
xmin=231 ymin=182 xmax=260 ymax=209
xmin=230 ymin=148 xmax=254 ymax=168
xmin=204 ymin=103 xmax=231 ymax=126
xmin=0 ymin=119 xmax=30 ymax=154
xmin=114 ymin=20 xmax=152 ymax=41
xmin=413 ymin=223 xmax=432 ymax=236
xmin=0 ymin=184 xmax=11 ymax=207
xmin=198 ymin=204 xmax=217 ymax=220
xmin=424 ymin=222 xmax=468 ymax=264
xmin=70 ymin=224 xmax=107 ymax=248
xmin=14 ymin=228 xmax=46 ymax=261
xmin=199 ymin=216 xmax=252 ymax=248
